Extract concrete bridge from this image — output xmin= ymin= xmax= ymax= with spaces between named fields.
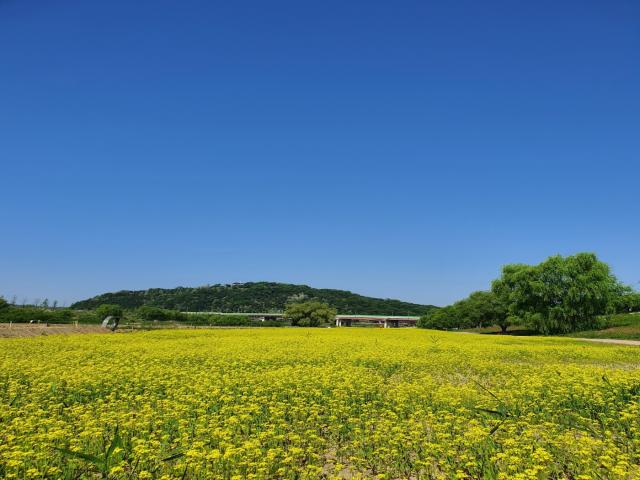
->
xmin=334 ymin=315 xmax=419 ymax=328
xmin=186 ymin=312 xmax=420 ymax=328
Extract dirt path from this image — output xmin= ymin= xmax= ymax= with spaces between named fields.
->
xmin=574 ymin=338 xmax=640 ymax=346
xmin=0 ymin=323 xmax=110 ymax=338
xmin=458 ymin=330 xmax=640 ymax=346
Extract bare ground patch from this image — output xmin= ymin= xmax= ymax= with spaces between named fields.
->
xmin=0 ymin=323 xmax=111 ymax=338
xmin=576 ymin=337 xmax=640 ymax=346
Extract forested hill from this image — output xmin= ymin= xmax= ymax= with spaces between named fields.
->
xmin=71 ymin=282 xmax=437 ymax=315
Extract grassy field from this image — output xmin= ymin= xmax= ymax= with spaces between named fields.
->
xmin=1 ymin=329 xmax=639 ymax=479
xmin=565 ymin=313 xmax=640 ymax=340
xmin=463 ymin=313 xmax=640 ymax=341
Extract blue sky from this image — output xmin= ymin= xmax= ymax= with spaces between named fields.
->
xmin=1 ymin=0 xmax=639 ymax=307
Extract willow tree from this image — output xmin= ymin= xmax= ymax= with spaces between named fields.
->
xmin=492 ymin=253 xmax=624 ymax=334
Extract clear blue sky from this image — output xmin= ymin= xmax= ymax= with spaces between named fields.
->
xmin=1 ymin=0 xmax=638 ymax=307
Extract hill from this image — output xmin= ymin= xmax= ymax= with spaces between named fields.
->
xmin=71 ymin=282 xmax=437 ymax=315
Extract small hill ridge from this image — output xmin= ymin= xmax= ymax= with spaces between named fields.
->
xmin=71 ymin=282 xmax=437 ymax=316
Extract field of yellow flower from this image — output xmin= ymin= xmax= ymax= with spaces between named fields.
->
xmin=1 ymin=328 xmax=639 ymax=479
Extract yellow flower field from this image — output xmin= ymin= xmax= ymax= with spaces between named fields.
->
xmin=1 ymin=328 xmax=639 ymax=479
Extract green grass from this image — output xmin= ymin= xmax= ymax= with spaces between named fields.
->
xmin=462 ymin=325 xmax=536 ymax=335
xmin=461 ymin=313 xmax=640 ymax=340
xmin=563 ymin=313 xmax=640 ymax=340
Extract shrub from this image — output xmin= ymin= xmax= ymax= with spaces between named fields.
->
xmin=616 ymin=292 xmax=640 ymax=313
xmin=135 ymin=306 xmax=185 ymax=322
xmin=95 ymin=304 xmax=124 ymax=321
xmin=182 ymin=314 xmax=285 ymax=327
xmin=284 ymin=301 xmax=336 ymax=327
xmin=0 ymin=307 xmax=73 ymax=324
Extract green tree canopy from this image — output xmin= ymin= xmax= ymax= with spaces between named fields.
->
xmin=464 ymin=291 xmax=510 ymax=332
xmin=616 ymin=290 xmax=640 ymax=313
xmin=492 ymin=253 xmax=624 ymax=334
xmin=417 ymin=291 xmax=509 ymax=332
xmin=135 ymin=306 xmax=184 ymax=321
xmin=417 ymin=306 xmax=458 ymax=330
xmin=95 ymin=304 xmax=124 ymax=321
xmin=284 ymin=301 xmax=336 ymax=327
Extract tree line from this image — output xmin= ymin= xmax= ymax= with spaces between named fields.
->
xmin=0 ymin=299 xmax=96 ymax=324
xmin=418 ymin=253 xmax=640 ymax=334
xmin=94 ymin=302 xmax=336 ymax=327
xmin=0 ymin=297 xmax=336 ymax=327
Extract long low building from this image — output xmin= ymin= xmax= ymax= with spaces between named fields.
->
xmin=184 ymin=311 xmax=420 ymax=327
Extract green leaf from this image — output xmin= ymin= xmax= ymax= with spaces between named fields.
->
xmin=105 ymin=425 xmax=122 ymax=461
xmin=162 ymin=452 xmax=185 ymax=462
xmin=54 ymin=447 xmax=102 ymax=465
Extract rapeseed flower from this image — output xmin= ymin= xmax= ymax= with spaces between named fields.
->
xmin=0 ymin=328 xmax=639 ymax=478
